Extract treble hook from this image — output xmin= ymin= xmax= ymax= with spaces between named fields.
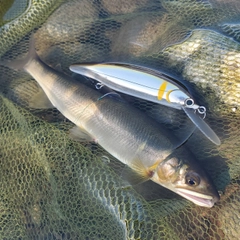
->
xmin=95 ymin=82 xmax=104 ymax=90
xmin=197 ymin=106 xmax=206 ymax=119
xmin=184 ymin=98 xmax=206 ymax=119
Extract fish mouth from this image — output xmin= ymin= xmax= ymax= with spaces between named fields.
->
xmin=175 ymin=188 xmax=217 ymax=208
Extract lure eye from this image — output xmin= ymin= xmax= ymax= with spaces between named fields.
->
xmin=186 ymin=172 xmax=200 ymax=186
xmin=185 ymin=98 xmax=194 ymax=107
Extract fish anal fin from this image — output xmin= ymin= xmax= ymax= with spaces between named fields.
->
xmin=29 ymin=88 xmax=55 ymax=109
xmin=69 ymin=126 xmax=95 ymax=142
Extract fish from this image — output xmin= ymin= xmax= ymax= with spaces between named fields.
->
xmin=69 ymin=62 xmax=221 ymax=146
xmin=0 ymin=34 xmax=220 ymax=207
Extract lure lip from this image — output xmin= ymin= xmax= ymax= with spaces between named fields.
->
xmin=182 ymin=107 xmax=221 ymax=145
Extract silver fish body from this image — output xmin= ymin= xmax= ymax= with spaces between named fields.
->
xmin=1 ymin=36 xmax=220 ymax=207
xmin=23 ymin=56 xmax=175 ymax=166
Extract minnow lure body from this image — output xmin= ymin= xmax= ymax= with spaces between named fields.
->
xmin=70 ymin=63 xmax=221 ymax=145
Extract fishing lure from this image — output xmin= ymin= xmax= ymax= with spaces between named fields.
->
xmin=69 ymin=62 xmax=221 ymax=145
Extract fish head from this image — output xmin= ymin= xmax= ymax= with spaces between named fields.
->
xmin=152 ymin=147 xmax=220 ymax=208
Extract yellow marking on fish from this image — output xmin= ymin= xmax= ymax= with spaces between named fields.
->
xmin=157 ymin=81 xmax=168 ymax=100
xmin=149 ymin=159 xmax=162 ymax=171
xmin=166 ymin=90 xmax=174 ymax=102
xmin=147 ymin=159 xmax=164 ymax=178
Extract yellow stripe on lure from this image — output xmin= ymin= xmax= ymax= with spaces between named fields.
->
xmin=69 ymin=62 xmax=221 ymax=145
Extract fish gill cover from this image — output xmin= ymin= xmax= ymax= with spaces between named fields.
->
xmin=0 ymin=0 xmax=239 ymax=239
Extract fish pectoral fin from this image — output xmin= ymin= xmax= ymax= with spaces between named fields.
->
xmin=69 ymin=126 xmax=95 ymax=142
xmin=29 ymin=88 xmax=55 ymax=109
xmin=121 ymin=165 xmax=150 ymax=187
xmin=121 ymin=158 xmax=153 ymax=186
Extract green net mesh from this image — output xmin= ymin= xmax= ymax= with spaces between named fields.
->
xmin=0 ymin=0 xmax=240 ymax=239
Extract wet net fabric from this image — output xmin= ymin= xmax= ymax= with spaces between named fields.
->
xmin=0 ymin=0 xmax=240 ymax=239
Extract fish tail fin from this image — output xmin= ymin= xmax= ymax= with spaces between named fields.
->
xmin=0 ymin=33 xmax=37 ymax=70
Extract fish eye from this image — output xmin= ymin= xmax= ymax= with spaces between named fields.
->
xmin=186 ymin=173 xmax=200 ymax=186
xmin=188 ymin=178 xmax=196 ymax=185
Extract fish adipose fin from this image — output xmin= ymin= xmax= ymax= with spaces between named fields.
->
xmin=182 ymin=107 xmax=221 ymax=145
xmin=29 ymin=87 xmax=55 ymax=109
xmin=97 ymin=91 xmax=126 ymax=103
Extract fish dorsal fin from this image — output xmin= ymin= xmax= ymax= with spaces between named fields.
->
xmin=146 ymin=104 xmax=196 ymax=150
xmin=170 ymin=123 xmax=196 ymax=149
xmin=97 ymin=91 xmax=125 ymax=103
xmin=29 ymin=87 xmax=55 ymax=109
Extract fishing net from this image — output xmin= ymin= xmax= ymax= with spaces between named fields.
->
xmin=0 ymin=0 xmax=240 ymax=239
